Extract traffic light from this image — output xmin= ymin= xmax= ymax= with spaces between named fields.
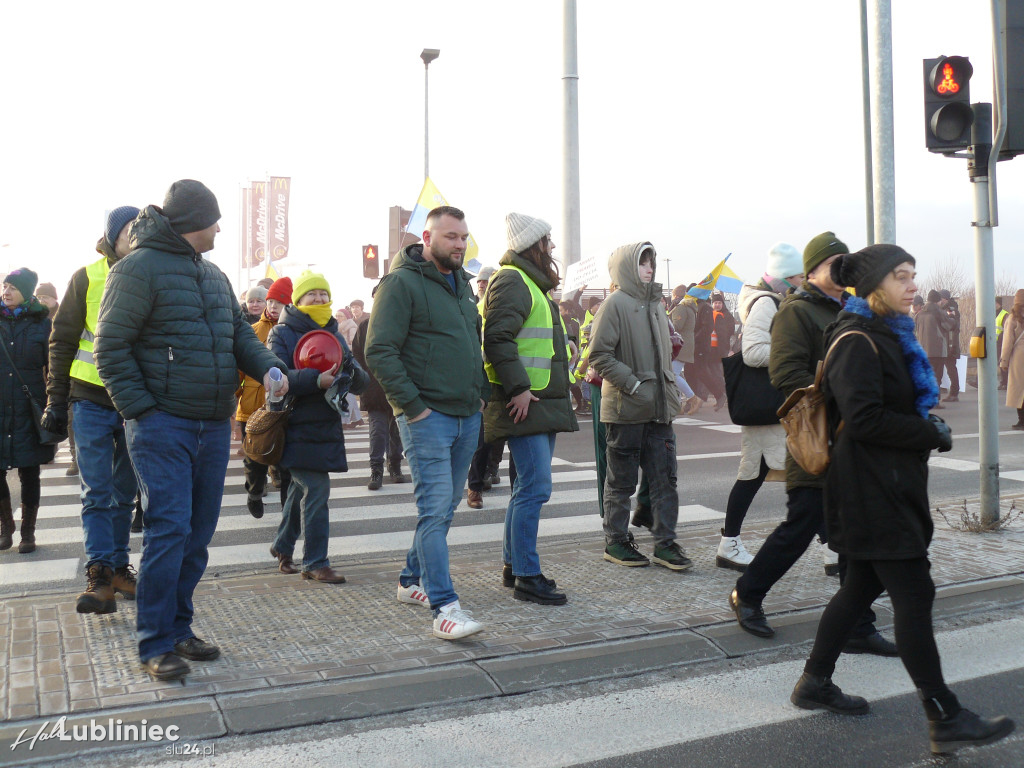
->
xmin=923 ymin=56 xmax=974 ymax=153
xmin=1003 ymin=2 xmax=1024 ymax=157
xmin=362 ymin=245 xmax=379 ymax=279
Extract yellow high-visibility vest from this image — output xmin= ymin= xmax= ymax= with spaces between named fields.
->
xmin=68 ymin=257 xmax=109 ymax=386
xmin=483 ymin=265 xmax=569 ymax=391
xmin=996 ymin=308 xmax=1008 ymax=339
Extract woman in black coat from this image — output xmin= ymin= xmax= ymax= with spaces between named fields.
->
xmin=789 ymin=246 xmax=1014 ymax=756
xmin=265 ymin=272 xmax=367 ymax=583
xmin=1 ymin=269 xmax=56 ymax=553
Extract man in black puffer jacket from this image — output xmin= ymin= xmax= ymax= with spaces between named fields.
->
xmin=94 ymin=180 xmax=289 ymax=682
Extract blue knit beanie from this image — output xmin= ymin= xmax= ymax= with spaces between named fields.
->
xmin=105 ymin=206 xmax=140 ymax=247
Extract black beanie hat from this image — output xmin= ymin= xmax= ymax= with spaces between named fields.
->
xmin=162 ymin=180 xmax=221 ymax=235
xmin=829 ymin=244 xmax=914 ymax=297
xmin=2 ymin=267 xmax=38 ymax=300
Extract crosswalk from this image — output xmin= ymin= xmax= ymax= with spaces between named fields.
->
xmin=6 ymin=414 xmax=1023 ymax=589
xmin=4 ymin=424 xmax=733 ymax=589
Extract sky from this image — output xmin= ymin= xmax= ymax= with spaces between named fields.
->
xmin=1 ymin=1 xmax=1021 ymax=307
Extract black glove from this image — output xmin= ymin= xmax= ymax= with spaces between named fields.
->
xmin=928 ymin=413 xmax=952 ymax=453
xmin=40 ymin=404 xmax=69 ymax=436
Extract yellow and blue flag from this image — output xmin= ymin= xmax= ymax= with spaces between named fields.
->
xmin=686 ymin=254 xmax=743 ymax=299
xmin=405 ymin=177 xmax=479 ymax=266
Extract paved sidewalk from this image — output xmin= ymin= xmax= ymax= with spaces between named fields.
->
xmin=1 ymin=496 xmax=1022 ymax=764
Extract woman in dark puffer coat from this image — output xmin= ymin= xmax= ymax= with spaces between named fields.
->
xmin=1 ymin=268 xmax=56 ymax=553
xmin=789 ymin=245 xmax=1014 ymax=757
xmin=265 ymin=271 xmax=368 ymax=583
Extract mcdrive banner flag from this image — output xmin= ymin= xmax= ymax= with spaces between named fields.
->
xmin=267 ymin=177 xmax=291 ymax=278
xmin=404 ymin=177 xmax=479 ymax=266
xmin=249 ymin=181 xmax=268 ymax=268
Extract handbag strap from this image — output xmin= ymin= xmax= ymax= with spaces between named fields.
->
xmin=823 ymin=329 xmax=878 ymax=373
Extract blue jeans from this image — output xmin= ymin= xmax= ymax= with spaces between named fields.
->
xmin=274 ymin=467 xmax=331 ymax=572
xmin=504 ymin=432 xmax=556 ymax=576
xmin=397 ymin=410 xmax=480 ymax=610
xmin=73 ymin=400 xmax=137 ymax=570
xmin=125 ymin=411 xmax=230 ymax=662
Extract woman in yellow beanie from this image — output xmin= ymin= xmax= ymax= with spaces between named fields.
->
xmin=264 ymin=271 xmax=369 ymax=581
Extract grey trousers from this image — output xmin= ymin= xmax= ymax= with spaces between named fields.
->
xmin=602 ymin=421 xmax=678 ymax=547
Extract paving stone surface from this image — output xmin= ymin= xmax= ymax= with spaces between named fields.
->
xmin=1 ymin=496 xmax=1022 ymax=725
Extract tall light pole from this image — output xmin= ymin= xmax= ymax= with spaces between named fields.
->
xmin=421 ymin=48 xmax=440 ymax=180
xmin=562 ymin=1 xmax=581 ymax=272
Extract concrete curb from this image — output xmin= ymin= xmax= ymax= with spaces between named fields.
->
xmin=3 ymin=574 xmax=1021 ymax=766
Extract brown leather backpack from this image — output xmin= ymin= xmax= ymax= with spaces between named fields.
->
xmin=776 ymin=330 xmax=878 ymax=476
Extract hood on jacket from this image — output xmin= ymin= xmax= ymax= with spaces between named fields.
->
xmin=737 ymin=280 xmax=782 ymax=324
xmin=129 ymin=205 xmax=198 ymax=260
xmin=94 ymin=235 xmax=124 ymax=267
xmin=497 ymin=250 xmax=556 ymax=293
xmin=608 ymin=242 xmax=660 ymax=300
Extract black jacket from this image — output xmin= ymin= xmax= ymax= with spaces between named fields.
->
xmin=47 ymin=238 xmax=120 ymax=411
xmin=823 ymin=312 xmax=946 ymax=559
xmin=94 ymin=206 xmax=280 ymax=421
xmin=352 ymin=316 xmax=389 ymax=414
xmin=1 ymin=299 xmax=56 ymax=469
xmin=267 ymin=305 xmax=368 ymax=473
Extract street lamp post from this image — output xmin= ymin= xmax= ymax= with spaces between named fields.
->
xmin=421 ymin=48 xmax=440 ymax=180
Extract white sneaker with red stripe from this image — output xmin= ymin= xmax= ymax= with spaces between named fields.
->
xmin=432 ymin=600 xmax=483 ymax=640
xmin=397 ymin=582 xmax=430 ymax=607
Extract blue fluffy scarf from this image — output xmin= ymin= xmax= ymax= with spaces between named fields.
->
xmin=843 ymin=295 xmax=939 ymax=417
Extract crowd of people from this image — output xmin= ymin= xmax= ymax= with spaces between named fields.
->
xmin=0 ymin=183 xmax=1018 ymax=755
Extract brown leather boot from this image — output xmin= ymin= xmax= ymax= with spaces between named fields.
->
xmin=76 ymin=564 xmax=117 ymax=614
xmin=111 ymin=564 xmax=138 ymax=600
xmin=0 ymin=498 xmax=15 ymax=551
xmin=17 ymin=505 xmax=38 ymax=554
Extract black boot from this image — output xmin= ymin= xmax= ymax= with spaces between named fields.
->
xmin=513 ymin=574 xmax=567 ymax=605
xmin=921 ymin=690 xmax=1015 ymax=754
xmin=131 ymin=496 xmax=144 ymax=533
xmin=388 ymin=463 xmax=410 ymax=484
xmin=0 ymin=497 xmax=15 ymax=551
xmin=790 ymin=673 xmax=869 ymax=715
xmin=503 ymin=563 xmax=557 ymax=589
xmin=630 ymin=503 xmax=653 ymax=530
xmin=18 ymin=505 xmax=38 ymax=554
xmin=367 ymin=469 xmax=383 ymax=491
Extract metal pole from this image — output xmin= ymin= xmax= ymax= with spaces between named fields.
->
xmin=869 ymin=0 xmax=896 ymax=242
xmin=424 ymin=63 xmax=430 ymax=180
xmin=562 ymin=0 xmax=582 ymax=273
xmin=859 ymin=0 xmax=875 ymax=244
xmin=969 ymin=104 xmax=1001 ymax=525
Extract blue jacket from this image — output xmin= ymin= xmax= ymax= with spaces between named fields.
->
xmin=266 ymin=305 xmax=368 ymax=473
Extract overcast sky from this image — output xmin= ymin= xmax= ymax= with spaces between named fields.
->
xmin=1 ymin=1 xmax=1020 ymax=305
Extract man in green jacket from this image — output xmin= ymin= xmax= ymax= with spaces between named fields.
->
xmin=94 ymin=180 xmax=288 ymax=682
xmin=365 ymin=205 xmax=489 ymax=641
xmin=588 ymin=242 xmax=691 ymax=572
xmin=729 ymin=231 xmax=894 ymax=657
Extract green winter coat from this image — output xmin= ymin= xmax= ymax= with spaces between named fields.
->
xmin=768 ymin=282 xmax=850 ymax=489
xmin=93 ymin=205 xmax=281 ymax=421
xmin=481 ymin=251 xmax=578 ymax=442
xmin=588 ymin=242 xmax=682 ymax=424
xmin=364 ymin=244 xmax=489 ymax=419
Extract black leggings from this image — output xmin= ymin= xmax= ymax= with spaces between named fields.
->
xmin=0 ymin=466 xmax=42 ymax=509
xmin=805 ymin=557 xmax=950 ymax=699
xmin=723 ymin=456 xmax=770 ymax=537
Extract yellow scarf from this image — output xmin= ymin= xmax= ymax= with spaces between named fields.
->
xmin=296 ymin=302 xmax=333 ymax=328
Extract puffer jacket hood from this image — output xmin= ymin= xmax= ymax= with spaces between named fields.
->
xmin=738 ymin=279 xmax=781 ymax=324
xmin=129 ymin=205 xmax=197 ymax=259
xmin=94 ymin=234 xmax=126 ymax=267
xmin=608 ymin=242 xmax=661 ymax=301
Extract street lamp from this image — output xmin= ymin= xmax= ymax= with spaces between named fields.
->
xmin=420 ymin=48 xmax=440 ymax=180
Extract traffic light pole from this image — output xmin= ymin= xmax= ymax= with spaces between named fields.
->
xmin=968 ymin=103 xmax=1001 ymax=526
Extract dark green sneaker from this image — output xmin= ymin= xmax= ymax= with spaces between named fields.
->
xmin=603 ymin=536 xmax=650 ymax=567
xmin=652 ymin=541 xmax=693 ymax=571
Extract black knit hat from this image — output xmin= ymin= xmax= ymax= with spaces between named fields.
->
xmin=829 ymin=244 xmax=914 ymax=297
xmin=2 ymin=267 xmax=38 ymax=300
xmin=162 ymin=180 xmax=221 ymax=235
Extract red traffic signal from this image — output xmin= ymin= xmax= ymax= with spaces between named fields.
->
xmin=362 ymin=244 xmax=379 ymax=279
xmin=923 ymin=56 xmax=974 ymax=152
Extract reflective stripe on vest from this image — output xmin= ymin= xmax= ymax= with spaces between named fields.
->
xmin=69 ymin=256 xmax=109 ymax=386
xmin=483 ymin=265 xmax=569 ymax=391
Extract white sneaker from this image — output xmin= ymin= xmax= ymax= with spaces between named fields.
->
xmin=397 ymin=583 xmax=430 ymax=607
xmin=716 ymin=534 xmax=754 ymax=571
xmin=820 ymin=540 xmax=840 ymax=576
xmin=432 ymin=600 xmax=483 ymax=640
